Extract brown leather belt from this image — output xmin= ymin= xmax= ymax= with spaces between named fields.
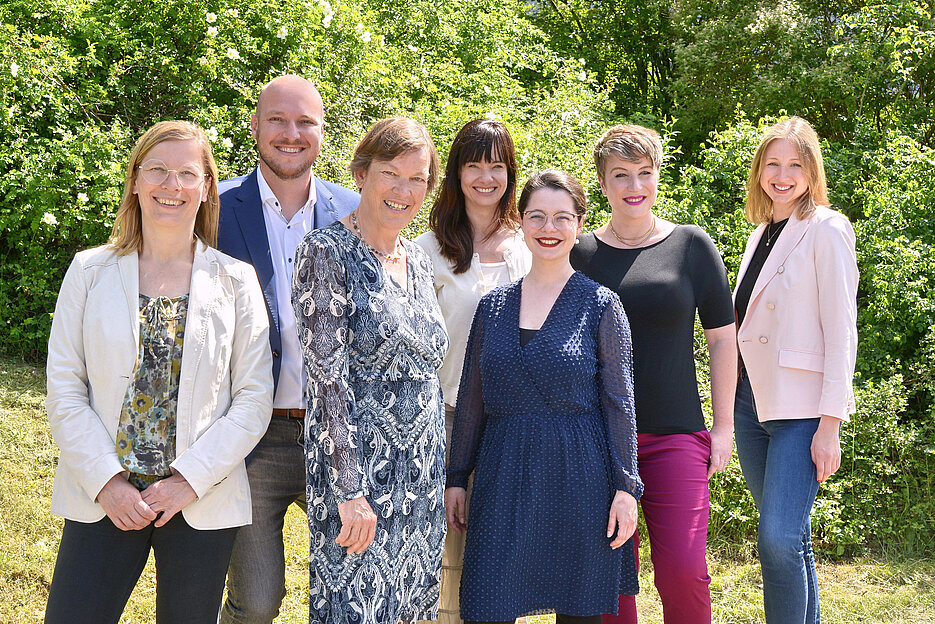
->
xmin=271 ymin=408 xmax=306 ymax=419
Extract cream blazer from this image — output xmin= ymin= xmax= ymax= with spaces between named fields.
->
xmin=46 ymin=243 xmax=273 ymax=529
xmin=734 ymin=206 xmax=858 ymax=422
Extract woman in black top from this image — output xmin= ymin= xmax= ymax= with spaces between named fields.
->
xmin=570 ymin=125 xmax=736 ymax=624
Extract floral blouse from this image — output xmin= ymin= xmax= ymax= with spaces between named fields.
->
xmin=115 ymin=293 xmax=188 ymax=490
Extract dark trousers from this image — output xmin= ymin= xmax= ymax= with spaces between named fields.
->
xmin=45 ymin=514 xmax=238 ymax=624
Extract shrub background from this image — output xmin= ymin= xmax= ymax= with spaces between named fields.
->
xmin=2 ymin=0 xmax=933 ymax=555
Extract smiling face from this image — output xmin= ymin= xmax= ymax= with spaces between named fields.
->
xmin=521 ymin=188 xmax=582 ymax=263
xmin=251 ymin=77 xmax=324 ymax=181
xmin=460 ymin=157 xmax=508 ymax=213
xmin=599 ymin=155 xmax=659 ymax=221
xmin=132 ymin=139 xmax=208 ymax=236
xmin=759 ymin=138 xmax=809 ymax=219
xmin=355 ymin=148 xmax=431 ymax=235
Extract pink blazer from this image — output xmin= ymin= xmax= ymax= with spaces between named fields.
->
xmin=734 ymin=206 xmax=858 ymax=422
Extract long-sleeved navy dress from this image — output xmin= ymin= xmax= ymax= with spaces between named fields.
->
xmin=447 ymin=272 xmax=643 ymax=621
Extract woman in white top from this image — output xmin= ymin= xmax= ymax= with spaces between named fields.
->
xmin=416 ymin=118 xmax=531 ymax=624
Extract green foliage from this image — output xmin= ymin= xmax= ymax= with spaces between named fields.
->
xmin=4 ymin=0 xmax=934 ymax=554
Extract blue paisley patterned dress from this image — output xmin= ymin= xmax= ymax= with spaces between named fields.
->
xmin=292 ymin=221 xmax=449 ymax=624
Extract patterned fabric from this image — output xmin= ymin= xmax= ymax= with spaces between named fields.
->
xmin=447 ymin=272 xmax=643 ymax=621
xmin=292 ymin=222 xmax=449 ymax=624
xmin=116 ymin=293 xmax=188 ymax=491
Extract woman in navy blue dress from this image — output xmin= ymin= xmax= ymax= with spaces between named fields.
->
xmin=445 ymin=170 xmax=643 ymax=624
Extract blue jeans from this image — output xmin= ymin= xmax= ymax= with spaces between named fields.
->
xmin=220 ymin=415 xmax=307 ymax=624
xmin=734 ymin=371 xmax=821 ymax=624
xmin=45 ymin=514 xmax=237 ymax=624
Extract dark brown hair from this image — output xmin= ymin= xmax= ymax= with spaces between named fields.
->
xmin=428 ymin=119 xmax=519 ymax=274
xmin=518 ymin=169 xmax=588 ymax=218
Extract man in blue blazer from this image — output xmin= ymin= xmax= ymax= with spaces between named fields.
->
xmin=217 ymin=75 xmax=358 ymax=624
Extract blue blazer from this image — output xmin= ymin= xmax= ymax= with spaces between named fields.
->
xmin=217 ymin=168 xmax=359 ymax=393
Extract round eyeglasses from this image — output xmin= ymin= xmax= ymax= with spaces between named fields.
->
xmin=137 ymin=159 xmax=207 ymax=189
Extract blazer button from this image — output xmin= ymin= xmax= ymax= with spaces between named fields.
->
xmin=759 ymin=336 xmax=768 ymax=344
xmin=777 ymin=265 xmax=785 ymax=274
xmin=767 ymin=302 xmax=775 ymax=310
xmin=272 ymin=349 xmax=281 ymax=358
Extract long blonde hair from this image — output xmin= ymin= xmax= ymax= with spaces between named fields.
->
xmin=745 ymin=116 xmax=829 ymax=224
xmin=109 ymin=120 xmax=220 ymax=254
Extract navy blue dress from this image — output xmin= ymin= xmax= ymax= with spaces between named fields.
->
xmin=447 ymin=272 xmax=643 ymax=620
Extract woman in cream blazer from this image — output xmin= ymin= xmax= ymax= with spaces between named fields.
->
xmin=733 ymin=117 xmax=857 ymax=624
xmin=44 ymin=121 xmax=273 ymax=624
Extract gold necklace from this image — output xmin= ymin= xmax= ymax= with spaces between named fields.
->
xmin=608 ymin=215 xmax=656 ymax=247
xmin=351 ymin=210 xmax=403 ymax=262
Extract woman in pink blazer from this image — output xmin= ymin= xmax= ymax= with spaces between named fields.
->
xmin=733 ymin=116 xmax=858 ymax=624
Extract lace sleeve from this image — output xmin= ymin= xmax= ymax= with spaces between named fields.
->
xmin=293 ymin=235 xmax=367 ymax=502
xmin=597 ymin=295 xmax=644 ymax=500
xmin=446 ymin=300 xmax=487 ymax=489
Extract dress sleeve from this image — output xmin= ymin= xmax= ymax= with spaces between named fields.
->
xmin=446 ymin=299 xmax=487 ymax=489
xmin=688 ymin=228 xmax=736 ymax=329
xmin=597 ymin=296 xmax=644 ymax=500
xmin=293 ymin=236 xmax=367 ymax=502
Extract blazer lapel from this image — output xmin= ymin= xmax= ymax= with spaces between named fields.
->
xmin=177 ymin=243 xmax=216 ymax=446
xmin=314 ymin=177 xmax=340 ymax=228
xmin=232 ymin=169 xmax=279 ymax=333
xmin=117 ymin=252 xmax=141 ymax=357
xmin=747 ymin=211 xmax=812 ymax=310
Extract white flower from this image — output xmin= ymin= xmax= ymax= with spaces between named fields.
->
xmin=198 ymin=56 xmax=210 ymax=65
xmin=206 ymin=127 xmax=219 ymax=142
xmin=41 ymin=213 xmax=58 ymax=226
xmin=207 ymin=26 xmax=218 ymax=37
xmin=226 ymin=47 xmax=240 ymax=60
xmin=355 ymin=22 xmax=363 ymax=33
xmin=206 ymin=12 xmax=217 ymax=23
xmin=361 ymin=31 xmax=371 ymax=43
xmin=277 ymin=26 xmax=288 ymax=39
xmin=577 ymin=70 xmax=587 ymax=81
xmin=579 ymin=57 xmax=586 ymax=65
xmin=10 ymin=61 xmax=18 ymax=77
xmin=485 ymin=111 xmax=499 ymax=120
xmin=77 ymin=192 xmax=89 ymax=203
xmin=222 ymin=137 xmax=233 ymax=149
xmin=228 ymin=8 xmax=239 ymax=18
xmin=322 ymin=11 xmax=333 ymax=27
xmin=406 ymin=44 xmax=418 ymax=53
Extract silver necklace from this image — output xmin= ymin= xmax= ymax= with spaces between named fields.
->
xmin=350 ymin=210 xmax=403 ymax=262
xmin=764 ymin=220 xmax=785 ymax=247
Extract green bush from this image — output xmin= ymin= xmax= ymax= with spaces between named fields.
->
xmin=3 ymin=0 xmax=933 ymax=554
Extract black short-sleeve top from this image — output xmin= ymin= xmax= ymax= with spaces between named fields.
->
xmin=570 ymin=225 xmax=735 ymax=434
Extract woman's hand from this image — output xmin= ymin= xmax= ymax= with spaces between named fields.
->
xmin=607 ymin=490 xmax=638 ymax=549
xmin=707 ymin=423 xmax=734 ymax=479
xmin=98 ymin=473 xmax=157 ymax=531
xmin=811 ymin=416 xmax=842 ymax=482
xmin=141 ymin=473 xmax=198 ymax=527
xmin=336 ymin=496 xmax=377 ymax=554
xmin=445 ymin=487 xmax=467 ymax=533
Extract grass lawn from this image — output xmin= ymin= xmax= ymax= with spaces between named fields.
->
xmin=2 ymin=357 xmax=933 ymax=623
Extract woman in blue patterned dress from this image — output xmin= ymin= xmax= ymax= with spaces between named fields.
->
xmin=446 ymin=170 xmax=644 ymax=624
xmin=292 ymin=118 xmax=449 ymax=624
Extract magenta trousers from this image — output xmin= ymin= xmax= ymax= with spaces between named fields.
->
xmin=604 ymin=431 xmax=712 ymax=624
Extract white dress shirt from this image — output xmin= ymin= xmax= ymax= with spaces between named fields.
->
xmin=257 ymin=167 xmax=316 ymax=409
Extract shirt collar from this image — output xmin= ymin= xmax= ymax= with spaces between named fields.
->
xmin=256 ymin=166 xmax=317 ymax=214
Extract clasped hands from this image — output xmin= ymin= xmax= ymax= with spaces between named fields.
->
xmin=445 ymin=486 xmax=638 ymax=549
xmin=98 ymin=472 xmax=197 ymax=531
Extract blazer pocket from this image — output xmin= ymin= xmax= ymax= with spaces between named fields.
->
xmin=778 ymin=348 xmax=825 ymax=373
